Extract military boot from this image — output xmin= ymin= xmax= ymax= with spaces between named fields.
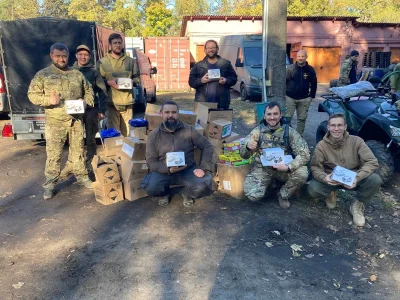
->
xmin=59 ymin=164 xmax=73 ymax=179
xmin=43 ymin=188 xmax=55 ymax=200
xmin=350 ymin=200 xmax=365 ymax=227
xmin=326 ymin=191 xmax=337 ymax=209
xmin=182 ymin=194 xmax=194 ymax=207
xmin=278 ymin=195 xmax=290 ymax=209
xmin=76 ymin=176 xmax=93 ymax=189
xmin=157 ymin=195 xmax=171 ymax=206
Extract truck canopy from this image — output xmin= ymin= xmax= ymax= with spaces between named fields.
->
xmin=0 ymin=17 xmax=117 ymax=113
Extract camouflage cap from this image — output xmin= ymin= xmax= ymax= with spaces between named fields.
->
xmin=76 ymin=45 xmax=90 ymax=53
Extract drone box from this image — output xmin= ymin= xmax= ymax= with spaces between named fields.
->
xmin=65 ymin=100 xmax=86 ymax=114
xmin=261 ymin=148 xmax=284 ymax=166
xmin=91 ymin=155 xmax=121 ymax=185
xmin=117 ymin=78 xmax=132 ymax=89
xmin=208 ymin=69 xmax=221 ymax=81
xmin=93 ymin=182 xmax=124 ymax=205
xmin=331 ymin=166 xmax=357 ymax=186
xmin=166 ymin=152 xmax=185 ymax=167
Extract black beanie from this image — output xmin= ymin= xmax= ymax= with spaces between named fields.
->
xmin=350 ymin=50 xmax=359 ymax=57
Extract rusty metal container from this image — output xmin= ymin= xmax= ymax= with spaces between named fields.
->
xmin=144 ymin=37 xmax=190 ymax=91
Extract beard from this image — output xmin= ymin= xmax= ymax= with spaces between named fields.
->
xmin=164 ymin=118 xmax=179 ymax=131
xmin=52 ymin=62 xmax=68 ymax=70
xmin=206 ymin=52 xmax=217 ymax=59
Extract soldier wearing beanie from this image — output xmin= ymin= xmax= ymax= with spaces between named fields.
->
xmin=338 ymin=50 xmax=359 ymax=86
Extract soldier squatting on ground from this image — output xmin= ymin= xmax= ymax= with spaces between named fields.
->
xmin=27 ymin=43 xmax=94 ymax=200
xmin=240 ymin=102 xmax=310 ymax=209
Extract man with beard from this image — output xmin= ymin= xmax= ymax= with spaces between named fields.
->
xmin=98 ymin=33 xmax=139 ymax=136
xmin=142 ymin=100 xmax=214 ymax=207
xmin=60 ymin=45 xmax=107 ymax=178
xmin=28 ymin=43 xmax=94 ymax=200
xmin=285 ymin=50 xmax=317 ymax=136
xmin=240 ymin=102 xmax=310 ymax=208
xmin=338 ymin=50 xmax=359 ymax=86
xmin=189 ymin=40 xmax=237 ymax=109
xmin=308 ymin=114 xmax=381 ymax=227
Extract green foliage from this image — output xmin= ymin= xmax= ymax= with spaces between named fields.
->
xmin=103 ymin=0 xmax=142 ymax=35
xmin=142 ymin=2 xmax=174 ymax=36
xmin=68 ymin=0 xmax=104 ymax=22
xmin=41 ymin=0 xmax=69 ymax=18
xmin=0 ymin=0 xmax=39 ymax=20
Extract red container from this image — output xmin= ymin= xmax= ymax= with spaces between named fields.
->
xmin=144 ymin=37 xmax=190 ymax=91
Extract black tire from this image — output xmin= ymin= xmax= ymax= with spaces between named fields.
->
xmin=240 ymin=84 xmax=248 ymax=101
xmin=365 ymin=140 xmax=394 ymax=185
xmin=135 ymin=90 xmax=147 ymax=113
xmin=316 ymin=120 xmax=328 ymax=143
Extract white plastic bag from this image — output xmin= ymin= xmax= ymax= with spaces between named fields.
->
xmin=329 ymin=81 xmax=375 ymax=100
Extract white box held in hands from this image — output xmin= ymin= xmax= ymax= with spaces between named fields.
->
xmin=65 ymin=100 xmax=86 ymax=114
xmin=166 ymin=152 xmax=185 ymax=167
xmin=331 ymin=166 xmax=357 ymax=186
xmin=117 ymin=78 xmax=132 ymax=89
xmin=260 ymin=148 xmax=284 ymax=166
xmin=208 ymin=69 xmax=221 ymax=81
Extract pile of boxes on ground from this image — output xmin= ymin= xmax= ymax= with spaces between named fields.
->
xmin=92 ymin=102 xmax=255 ymax=205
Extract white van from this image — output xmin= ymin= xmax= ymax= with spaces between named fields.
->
xmin=219 ymin=34 xmax=291 ymax=101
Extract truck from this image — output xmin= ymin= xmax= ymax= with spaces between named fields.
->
xmin=0 ymin=17 xmax=153 ymax=140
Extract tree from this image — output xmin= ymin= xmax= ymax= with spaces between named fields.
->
xmin=211 ymin=0 xmax=234 ymax=15
xmin=41 ymin=0 xmax=69 ymax=18
xmin=142 ymin=2 xmax=174 ymax=36
xmin=232 ymin=0 xmax=262 ymax=15
xmin=68 ymin=0 xmax=105 ymax=22
xmin=0 ymin=0 xmax=39 ymax=20
xmin=103 ymin=0 xmax=142 ymax=36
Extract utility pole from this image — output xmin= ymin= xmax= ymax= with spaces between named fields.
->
xmin=262 ymin=0 xmax=287 ymax=105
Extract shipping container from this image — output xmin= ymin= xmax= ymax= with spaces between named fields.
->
xmin=144 ymin=37 xmax=190 ymax=91
xmin=125 ymin=37 xmax=144 ymax=57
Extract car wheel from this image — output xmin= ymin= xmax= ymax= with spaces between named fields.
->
xmin=316 ymin=120 xmax=328 ymax=143
xmin=365 ymin=140 xmax=394 ymax=185
xmin=240 ymin=84 xmax=248 ymax=101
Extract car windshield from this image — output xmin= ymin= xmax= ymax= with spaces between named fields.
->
xmin=244 ymin=47 xmax=262 ymax=67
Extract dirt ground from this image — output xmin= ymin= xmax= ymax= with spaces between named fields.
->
xmin=0 ymin=85 xmax=400 ymax=300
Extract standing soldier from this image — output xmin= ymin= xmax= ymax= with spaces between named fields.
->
xmin=285 ymin=50 xmax=317 ymax=136
xmin=60 ymin=44 xmax=108 ymax=178
xmin=98 ymin=33 xmax=139 ymax=136
xmin=338 ymin=50 xmax=359 ymax=86
xmin=28 ymin=43 xmax=94 ymax=200
xmin=240 ymin=102 xmax=310 ymax=208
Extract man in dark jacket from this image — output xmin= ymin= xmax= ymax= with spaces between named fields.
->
xmin=338 ymin=50 xmax=359 ymax=86
xmin=188 ymin=40 xmax=237 ymax=109
xmin=60 ymin=44 xmax=108 ymax=177
xmin=285 ymin=50 xmax=317 ymax=135
xmin=142 ymin=100 xmax=214 ymax=207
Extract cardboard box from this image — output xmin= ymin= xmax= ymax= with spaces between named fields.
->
xmin=261 ymin=148 xmax=284 ymax=166
xmin=166 ymin=152 xmax=185 ymax=167
xmin=145 ymin=103 xmax=161 ymax=114
xmin=145 ymin=113 xmax=162 ymax=131
xmin=195 ymin=123 xmax=204 ymax=135
xmin=65 ymin=100 xmax=86 ymax=114
xmin=121 ymin=137 xmax=146 ymax=160
xmin=92 ymin=155 xmax=121 ymax=185
xmin=179 ymin=110 xmax=197 ymax=125
xmin=93 ymin=182 xmax=124 ymax=205
xmin=207 ymin=119 xmax=233 ymax=140
xmin=194 ymin=102 xmax=218 ymax=112
xmin=123 ymin=179 xmax=148 ymax=201
xmin=117 ymin=78 xmax=132 ymax=89
xmin=332 ymin=166 xmax=357 ymax=186
xmin=207 ymin=109 xmax=233 ymax=124
xmin=129 ymin=126 xmax=147 ymax=140
xmin=208 ymin=132 xmax=243 ymax=156
xmin=119 ymin=155 xmax=148 ymax=181
xmin=103 ymin=136 xmax=124 ymax=157
xmin=217 ymin=164 xmax=250 ymax=199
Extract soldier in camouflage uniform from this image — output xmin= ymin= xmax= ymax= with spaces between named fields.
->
xmin=338 ymin=50 xmax=359 ymax=86
xmin=240 ymin=102 xmax=310 ymax=208
xmin=28 ymin=43 xmax=94 ymax=200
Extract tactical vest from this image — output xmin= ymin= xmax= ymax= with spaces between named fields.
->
xmin=257 ymin=124 xmax=295 ymax=158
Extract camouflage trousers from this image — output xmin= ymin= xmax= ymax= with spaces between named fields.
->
xmin=107 ymin=103 xmax=133 ymax=137
xmin=44 ymin=120 xmax=87 ymax=189
xmin=244 ymin=165 xmax=308 ymax=201
xmin=284 ymin=96 xmax=312 ymax=135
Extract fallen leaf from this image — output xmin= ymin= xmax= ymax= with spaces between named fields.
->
xmin=265 ymin=242 xmax=273 ymax=248
xmin=305 ymin=254 xmax=314 ymax=258
xmin=370 ymin=275 xmax=377 ymax=282
xmin=351 ymin=272 xmax=362 ymax=277
xmin=290 ymin=244 xmax=303 ymax=252
xmin=292 ymin=250 xmax=301 ymax=257
xmin=333 ymin=282 xmax=341 ymax=289
xmin=12 ymin=282 xmax=24 ymax=289
xmin=356 ymin=249 xmax=369 ymax=257
xmin=327 ymin=224 xmax=338 ymax=233
xmin=378 ymin=253 xmax=385 ymax=259
xmin=272 ymin=231 xmax=280 ymax=236
xmin=347 ymin=286 xmax=353 ymax=290
xmin=220 ymin=207 xmax=227 ymax=210
xmin=393 ymin=211 xmax=399 ymax=217
xmin=29 ymin=195 xmax=36 ymax=198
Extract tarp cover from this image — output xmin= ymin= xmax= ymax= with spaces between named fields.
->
xmin=0 ymin=17 xmax=108 ymax=113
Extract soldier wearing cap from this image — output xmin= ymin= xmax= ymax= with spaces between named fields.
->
xmin=60 ymin=44 xmax=108 ymax=178
xmin=98 ymin=33 xmax=139 ymax=136
xmin=28 ymin=43 xmax=94 ymax=200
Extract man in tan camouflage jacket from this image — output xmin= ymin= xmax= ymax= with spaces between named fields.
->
xmin=28 ymin=43 xmax=94 ymax=200
xmin=240 ymin=102 xmax=310 ymax=208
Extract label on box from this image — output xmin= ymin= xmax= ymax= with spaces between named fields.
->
xmin=261 ymin=148 xmax=284 ymax=166
xmin=166 ymin=152 xmax=185 ymax=167
xmin=117 ymin=78 xmax=132 ymax=89
xmin=65 ymin=100 xmax=85 ymax=114
xmin=223 ymin=180 xmax=232 ymax=191
xmin=331 ymin=166 xmax=357 ymax=186
xmin=122 ymin=143 xmax=134 ymax=158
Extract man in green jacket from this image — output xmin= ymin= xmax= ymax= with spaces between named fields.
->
xmin=60 ymin=45 xmax=108 ymax=178
xmin=98 ymin=33 xmax=139 ymax=136
xmin=338 ymin=50 xmax=359 ymax=86
xmin=240 ymin=102 xmax=310 ymax=209
xmin=308 ymin=114 xmax=381 ymax=227
xmin=28 ymin=43 xmax=94 ymax=200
